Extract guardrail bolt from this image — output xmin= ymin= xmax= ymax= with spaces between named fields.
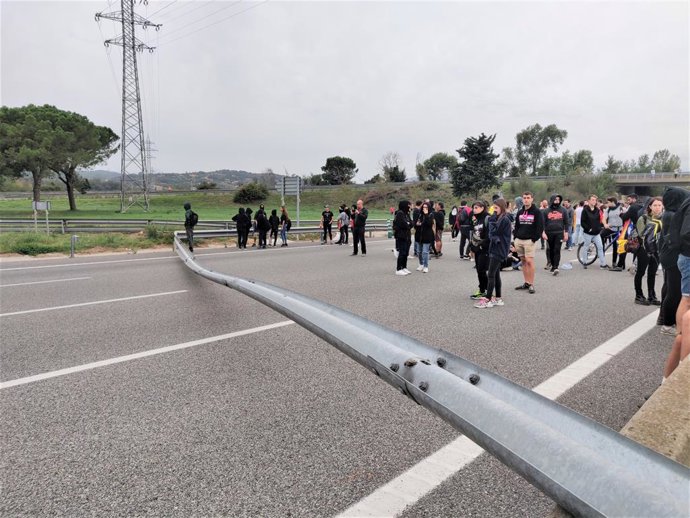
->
xmin=469 ymin=374 xmax=480 ymax=385
xmin=419 ymin=381 xmax=429 ymax=392
xmin=404 ymin=358 xmax=418 ymax=367
xmin=437 ymin=357 xmax=447 ymax=368
xmin=389 ymin=363 xmax=399 ymax=372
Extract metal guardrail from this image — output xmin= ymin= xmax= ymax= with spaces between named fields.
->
xmin=172 ymin=231 xmax=689 ymax=517
xmin=0 ymin=219 xmax=390 ymax=234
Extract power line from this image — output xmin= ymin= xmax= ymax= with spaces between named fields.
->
xmin=155 ymin=0 xmax=216 ymax=25
xmin=156 ymin=0 xmax=243 ymax=42
xmin=148 ymin=0 xmax=178 ymax=18
xmin=158 ymin=0 xmax=269 ymax=47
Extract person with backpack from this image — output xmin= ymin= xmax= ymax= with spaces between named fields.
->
xmin=269 ymin=209 xmax=280 ymax=246
xmin=433 ymin=201 xmax=445 ymax=258
xmin=255 ymin=207 xmax=270 ymax=249
xmin=279 ymin=206 xmax=291 ymax=247
xmin=458 ymin=201 xmax=472 ymax=259
xmin=634 ymin=197 xmax=663 ymax=305
xmin=449 ymin=206 xmax=458 ymax=240
xmin=469 ymin=201 xmax=490 ymax=298
xmin=183 ymin=202 xmax=198 ymax=252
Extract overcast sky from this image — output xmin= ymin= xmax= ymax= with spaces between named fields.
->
xmin=1 ymin=1 xmax=688 ymax=181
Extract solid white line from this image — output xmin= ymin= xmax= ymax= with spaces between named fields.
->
xmin=337 ymin=310 xmax=659 ymax=518
xmin=0 ymin=321 xmax=294 ymax=389
xmin=0 ymin=276 xmax=91 ymax=288
xmin=0 ymin=290 xmax=187 ymax=317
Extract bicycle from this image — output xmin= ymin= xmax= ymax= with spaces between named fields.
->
xmin=576 ymin=228 xmax=621 ymax=266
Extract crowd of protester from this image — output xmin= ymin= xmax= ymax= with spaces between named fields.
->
xmin=183 ymin=187 xmax=690 ymax=380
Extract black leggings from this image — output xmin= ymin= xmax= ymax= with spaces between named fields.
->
xmin=486 ymin=256 xmax=502 ymax=298
xmin=634 ymin=250 xmax=658 ymax=298
xmin=660 ymin=266 xmax=682 ymax=325
xmin=460 ymin=228 xmax=471 ymax=257
xmin=396 ymin=238 xmax=410 ymax=270
xmin=270 ymin=229 xmax=278 ymax=245
xmin=340 ymin=225 xmax=349 ymax=244
xmin=475 ymin=251 xmax=489 ymax=293
xmin=323 ymin=224 xmax=332 ymax=242
xmin=546 ymin=233 xmax=562 ymax=270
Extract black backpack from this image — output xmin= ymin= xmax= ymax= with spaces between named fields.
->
xmin=189 ymin=211 xmax=199 ymax=227
xmin=640 ymin=216 xmax=661 ymax=257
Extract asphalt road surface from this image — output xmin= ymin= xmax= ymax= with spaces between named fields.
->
xmin=0 ymin=235 xmax=672 ymax=517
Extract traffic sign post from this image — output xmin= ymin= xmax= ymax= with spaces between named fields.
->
xmin=275 ymin=176 xmax=303 ymax=238
xmin=32 ymin=201 xmax=51 ymax=234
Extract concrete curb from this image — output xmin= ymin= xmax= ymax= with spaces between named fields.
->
xmin=549 ymin=358 xmax=690 ymax=517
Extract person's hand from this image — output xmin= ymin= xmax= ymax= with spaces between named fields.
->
xmin=542 ymin=232 xmax=547 ymax=240
xmin=564 ymin=232 xmax=568 ymax=241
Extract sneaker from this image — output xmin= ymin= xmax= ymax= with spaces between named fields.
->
xmin=362 ymin=253 xmax=366 ymax=256
xmin=634 ymin=295 xmax=650 ymax=306
xmin=474 ymin=297 xmax=494 ymax=308
xmin=422 ymin=267 xmax=429 ymax=273
xmin=416 ymin=265 xmax=424 ymax=271
xmin=528 ymin=285 xmax=535 ymax=294
xmin=395 ymin=270 xmax=407 ymax=276
xmin=660 ymin=325 xmax=676 ymax=336
xmin=493 ymin=298 xmax=505 ymax=306
xmin=610 ymin=266 xmax=623 ymax=272
xmin=648 ymin=297 xmax=661 ymax=306
xmin=394 ymin=250 xmax=399 ymax=258
xmin=515 ymin=283 xmax=530 ymax=290
xmin=403 ymin=268 xmax=411 ymax=274
xmin=437 ymin=252 xmax=443 ymax=258
xmin=470 ymin=291 xmax=486 ymax=300
xmin=600 ymin=264 xmax=610 ymax=270
xmin=552 ymin=269 xmax=559 ymax=276
xmin=544 ymin=264 xmax=551 ymax=270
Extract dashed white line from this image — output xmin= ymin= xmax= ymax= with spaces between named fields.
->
xmin=0 ymin=290 xmax=187 ymax=317
xmin=0 ymin=320 xmax=294 ymax=389
xmin=0 ymin=276 xmax=91 ymax=288
xmin=337 ymin=310 xmax=659 ymax=518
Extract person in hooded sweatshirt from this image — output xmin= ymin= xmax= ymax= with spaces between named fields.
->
xmin=469 ymin=201 xmax=490 ymax=298
xmin=618 ymin=193 xmax=644 ymax=271
xmin=255 ymin=207 xmax=270 ymax=249
xmin=268 ymin=209 xmax=280 ymax=246
xmin=475 ymin=198 xmax=512 ymax=308
xmin=393 ymin=200 xmax=413 ymax=275
xmin=232 ymin=207 xmax=251 ymax=249
xmin=541 ymin=193 xmax=569 ymax=275
xmin=183 ymin=202 xmax=196 ymax=252
xmin=513 ymin=191 xmax=543 ymax=294
xmin=658 ymin=187 xmax=690 ymax=333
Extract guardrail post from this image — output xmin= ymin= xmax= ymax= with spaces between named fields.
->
xmin=70 ymin=235 xmax=78 ymax=258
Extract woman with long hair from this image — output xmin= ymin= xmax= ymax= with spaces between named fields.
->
xmin=634 ymin=196 xmax=664 ymax=305
xmin=279 ymin=206 xmax=290 ymax=247
xmin=476 ymin=198 xmax=512 ymax=308
xmin=414 ymin=202 xmax=435 ymax=273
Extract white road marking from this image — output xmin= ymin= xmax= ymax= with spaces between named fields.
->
xmin=0 ymin=321 xmax=294 ymax=389
xmin=337 ymin=310 xmax=659 ymax=518
xmin=0 ymin=276 xmax=91 ymax=288
xmin=0 ymin=290 xmax=187 ymax=318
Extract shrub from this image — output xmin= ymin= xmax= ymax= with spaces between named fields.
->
xmin=233 ymin=182 xmax=269 ymax=203
xmin=145 ymin=224 xmax=174 ymax=244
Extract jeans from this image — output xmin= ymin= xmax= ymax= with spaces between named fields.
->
xmin=580 ymin=232 xmax=605 ymax=266
xmin=414 ymin=240 xmax=420 ymax=256
xmin=280 ymin=226 xmax=287 ymax=244
xmin=486 ymin=256 xmax=503 ymax=298
xmin=396 ymin=238 xmax=410 ymax=270
xmin=270 ymin=229 xmax=278 ymax=246
xmin=418 ymin=242 xmax=430 ymax=267
xmin=339 ymin=226 xmax=348 ymax=244
xmin=573 ymin=224 xmax=583 ymax=245
xmin=601 ymin=227 xmax=620 ymax=267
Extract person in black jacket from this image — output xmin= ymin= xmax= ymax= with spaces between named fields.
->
xmin=513 ymin=192 xmax=543 ymax=294
xmin=475 ymin=198 xmax=512 ymax=308
xmin=434 ymin=201 xmax=445 ymax=257
xmin=579 ymin=194 xmax=609 ymax=269
xmin=351 ymin=199 xmax=368 ymax=256
xmin=658 ymin=188 xmax=689 ymax=331
xmin=232 ymin=208 xmax=251 ymax=249
xmin=414 ymin=202 xmax=435 ymax=272
xmin=321 ymin=205 xmax=334 ymax=244
xmin=268 ymin=209 xmax=280 ymax=246
xmin=393 ymin=200 xmax=413 ymax=275
xmin=469 ymin=201 xmax=490 ymax=298
xmin=541 ymin=193 xmax=569 ymax=275
xmin=183 ymin=202 xmax=196 ymax=252
xmin=457 ymin=201 xmax=472 ymax=259
xmin=255 ymin=207 xmax=270 ymax=249
xmin=618 ymin=193 xmax=644 ymax=270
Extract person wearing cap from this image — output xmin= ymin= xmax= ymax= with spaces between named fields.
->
xmin=321 ymin=205 xmax=334 ymax=244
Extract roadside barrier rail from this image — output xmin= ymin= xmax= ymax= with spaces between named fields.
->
xmin=172 ymin=231 xmax=689 ymax=517
xmin=0 ymin=219 xmax=390 ymax=234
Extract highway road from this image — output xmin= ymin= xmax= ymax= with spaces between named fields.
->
xmin=0 ymin=236 xmax=672 ymax=517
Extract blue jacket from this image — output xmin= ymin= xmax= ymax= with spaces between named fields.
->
xmin=488 ymin=214 xmax=512 ymax=260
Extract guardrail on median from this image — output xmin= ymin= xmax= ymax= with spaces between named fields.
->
xmin=172 ymin=232 xmax=689 ymax=517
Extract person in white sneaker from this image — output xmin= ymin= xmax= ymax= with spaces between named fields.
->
xmin=393 ymin=200 xmax=413 ymax=275
xmin=475 ymin=198 xmax=512 ymax=308
xmin=415 ymin=202 xmax=435 ymax=273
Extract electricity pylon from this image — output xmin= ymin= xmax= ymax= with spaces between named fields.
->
xmin=96 ymin=1 xmax=160 ymax=212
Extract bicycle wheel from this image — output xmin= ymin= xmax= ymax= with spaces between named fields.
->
xmin=577 ymin=242 xmax=597 ymax=266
